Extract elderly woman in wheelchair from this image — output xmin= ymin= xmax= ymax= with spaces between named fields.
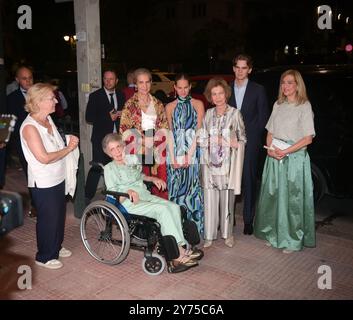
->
xmin=80 ymin=133 xmax=203 ymax=275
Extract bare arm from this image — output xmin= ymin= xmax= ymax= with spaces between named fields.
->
xmin=22 ymin=125 xmax=78 ymax=164
xmin=274 ymin=135 xmax=313 ymax=159
xmin=185 ymin=99 xmax=205 ymax=165
xmin=165 ymin=101 xmax=180 ymax=168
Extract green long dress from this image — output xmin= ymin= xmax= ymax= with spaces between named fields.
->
xmin=254 ymin=100 xmax=316 ymax=251
xmin=104 ymin=154 xmax=187 ymax=246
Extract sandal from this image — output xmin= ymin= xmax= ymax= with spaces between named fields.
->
xmin=185 ymin=248 xmax=204 ymax=261
xmin=174 ymin=254 xmax=198 ymax=266
xmin=168 ymin=256 xmax=198 ymax=273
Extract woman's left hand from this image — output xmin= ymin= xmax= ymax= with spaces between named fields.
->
xmin=152 ymin=177 xmax=166 ymax=191
xmin=273 ymin=147 xmax=287 ymax=160
xmin=67 ymin=135 xmax=79 ymax=151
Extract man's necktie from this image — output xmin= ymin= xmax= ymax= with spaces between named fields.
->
xmin=109 ymin=93 xmax=115 ymax=110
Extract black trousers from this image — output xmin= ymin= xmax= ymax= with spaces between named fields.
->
xmin=84 ymin=144 xmax=110 ymax=200
xmin=242 ymin=141 xmax=261 ymax=225
xmin=31 ymin=180 xmax=66 ymax=263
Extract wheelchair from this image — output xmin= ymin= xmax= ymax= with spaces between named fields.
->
xmin=80 ymin=165 xmax=203 ymax=275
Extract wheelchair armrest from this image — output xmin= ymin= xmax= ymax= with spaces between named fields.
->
xmin=103 ymin=190 xmax=130 ymax=200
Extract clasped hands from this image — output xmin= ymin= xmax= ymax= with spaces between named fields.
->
xmin=267 ymin=147 xmax=288 ymax=160
xmin=171 ymin=154 xmax=191 ymax=169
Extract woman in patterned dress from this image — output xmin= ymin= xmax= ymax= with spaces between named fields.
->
xmin=165 ymin=73 xmax=205 ymax=235
xmin=119 ymin=68 xmax=169 ymax=199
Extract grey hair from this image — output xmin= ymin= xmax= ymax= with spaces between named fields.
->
xmin=102 ymin=133 xmax=125 ymax=154
xmin=133 ymin=68 xmax=152 ymax=84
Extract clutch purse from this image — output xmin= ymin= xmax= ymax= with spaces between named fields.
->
xmin=271 ymin=138 xmax=292 ymax=150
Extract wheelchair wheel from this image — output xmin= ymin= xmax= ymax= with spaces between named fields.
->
xmin=142 ymin=253 xmax=166 ymax=276
xmin=80 ymin=200 xmax=130 ymax=265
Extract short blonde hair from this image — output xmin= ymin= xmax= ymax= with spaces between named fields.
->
xmin=102 ymin=133 xmax=125 ymax=155
xmin=277 ymin=69 xmax=308 ymax=105
xmin=25 ymin=83 xmax=56 ymax=113
xmin=204 ymin=78 xmax=231 ymax=103
xmin=133 ymin=68 xmax=152 ymax=84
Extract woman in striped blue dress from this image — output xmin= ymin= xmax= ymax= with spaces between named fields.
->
xmin=165 ymin=74 xmax=205 ymax=235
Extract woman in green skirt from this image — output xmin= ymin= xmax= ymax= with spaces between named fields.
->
xmin=254 ymin=69 xmax=316 ymax=253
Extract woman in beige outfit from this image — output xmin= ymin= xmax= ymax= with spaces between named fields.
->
xmin=199 ymin=78 xmax=246 ymax=248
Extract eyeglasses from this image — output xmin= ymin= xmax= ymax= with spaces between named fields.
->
xmin=43 ymin=96 xmax=57 ymax=102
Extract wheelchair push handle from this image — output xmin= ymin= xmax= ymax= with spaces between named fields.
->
xmin=89 ymin=161 xmax=104 ymax=170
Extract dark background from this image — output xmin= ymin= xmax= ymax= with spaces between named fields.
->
xmin=1 ymin=0 xmax=353 ymax=78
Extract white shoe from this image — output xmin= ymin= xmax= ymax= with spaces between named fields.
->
xmin=203 ymin=240 xmax=213 ymax=248
xmin=59 ymin=247 xmax=72 ymax=258
xmin=35 ymin=259 xmax=63 ymax=269
xmin=265 ymin=241 xmax=272 ymax=247
xmin=225 ymin=236 xmax=235 ymax=248
xmin=282 ymin=249 xmax=294 ymax=254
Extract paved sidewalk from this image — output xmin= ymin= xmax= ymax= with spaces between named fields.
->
xmin=1 ymin=168 xmax=353 ymax=300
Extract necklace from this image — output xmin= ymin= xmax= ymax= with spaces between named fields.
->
xmin=209 ymin=107 xmax=229 ymax=168
xmin=216 ymin=105 xmax=228 ymax=118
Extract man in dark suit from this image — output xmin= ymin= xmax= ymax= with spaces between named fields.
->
xmin=6 ymin=66 xmax=36 ymax=217
xmin=85 ymin=70 xmax=125 ymax=202
xmin=229 ymin=54 xmax=269 ymax=235
xmin=7 ymin=66 xmax=33 ymax=171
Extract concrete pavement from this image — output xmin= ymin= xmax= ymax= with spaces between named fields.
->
xmin=1 ymin=167 xmax=352 ymax=300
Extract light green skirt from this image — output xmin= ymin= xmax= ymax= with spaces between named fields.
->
xmin=254 ymin=149 xmax=316 ymax=251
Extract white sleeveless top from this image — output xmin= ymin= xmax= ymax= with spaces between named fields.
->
xmin=141 ymin=100 xmax=157 ymax=131
xmin=20 ymin=115 xmax=66 ymax=188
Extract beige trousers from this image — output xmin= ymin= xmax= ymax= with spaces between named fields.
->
xmin=204 ymin=189 xmax=235 ymax=240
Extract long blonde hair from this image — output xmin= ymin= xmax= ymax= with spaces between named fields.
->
xmin=277 ymin=69 xmax=308 ymax=105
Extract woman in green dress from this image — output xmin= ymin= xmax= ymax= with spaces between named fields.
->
xmin=254 ymin=69 xmax=316 ymax=253
xmin=102 ymin=133 xmax=203 ymax=271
